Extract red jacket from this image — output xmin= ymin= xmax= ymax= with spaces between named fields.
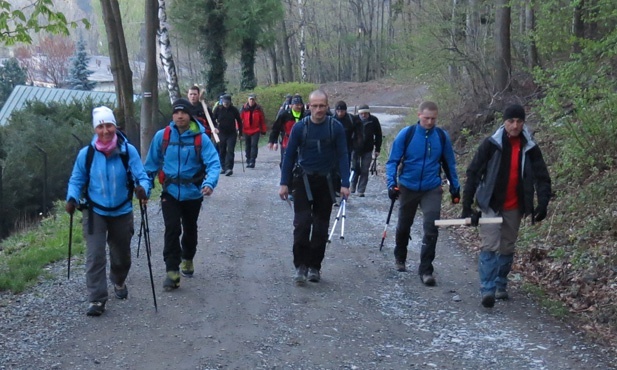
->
xmin=240 ymin=103 xmax=266 ymax=136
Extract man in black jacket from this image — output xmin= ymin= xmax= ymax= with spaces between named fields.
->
xmin=350 ymin=104 xmax=382 ymax=197
xmin=213 ymin=94 xmax=242 ymax=176
xmin=462 ymin=104 xmax=552 ymax=308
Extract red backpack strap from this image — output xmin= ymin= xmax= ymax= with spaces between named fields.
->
xmin=161 ymin=126 xmax=171 ymax=156
xmin=158 ymin=126 xmax=172 ymax=184
xmin=194 ymin=133 xmax=202 ymax=158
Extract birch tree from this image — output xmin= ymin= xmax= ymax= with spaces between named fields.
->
xmin=158 ymin=0 xmax=181 ymax=102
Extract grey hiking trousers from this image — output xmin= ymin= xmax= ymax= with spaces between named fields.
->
xmin=82 ymin=211 xmax=134 ymax=303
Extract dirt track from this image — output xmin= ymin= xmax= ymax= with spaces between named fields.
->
xmin=1 ymin=141 xmax=615 ymax=369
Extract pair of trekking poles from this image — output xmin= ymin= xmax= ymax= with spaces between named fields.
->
xmin=67 ymin=202 xmax=158 ymax=312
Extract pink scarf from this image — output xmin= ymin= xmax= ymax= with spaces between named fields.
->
xmin=95 ymin=134 xmax=118 ymax=156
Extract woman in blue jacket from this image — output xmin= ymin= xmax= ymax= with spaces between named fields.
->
xmin=66 ymin=106 xmax=150 ymax=316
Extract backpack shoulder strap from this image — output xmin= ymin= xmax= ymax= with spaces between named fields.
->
xmin=85 ymin=144 xmax=95 ymax=176
xmin=161 ymin=126 xmax=172 ymax=156
xmin=194 ymin=133 xmax=203 ymax=159
xmin=399 ymin=125 xmax=416 ymax=164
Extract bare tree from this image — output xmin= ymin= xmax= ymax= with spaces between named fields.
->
xmin=495 ymin=0 xmax=512 ymax=93
xmin=100 ymin=0 xmax=139 ymax=148
xmin=141 ymin=0 xmax=160 ymax=158
xmin=298 ymin=0 xmax=307 ymax=82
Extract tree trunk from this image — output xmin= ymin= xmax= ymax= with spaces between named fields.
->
xmin=267 ymin=45 xmax=279 ymax=85
xmin=298 ymin=0 xmax=307 ymax=82
xmin=495 ymin=0 xmax=512 ymax=93
xmin=100 ymin=0 xmax=138 ymax=148
xmin=572 ymin=0 xmax=584 ymax=54
xmin=466 ymin=0 xmax=479 ymax=52
xmin=525 ymin=0 xmax=538 ymax=68
xmin=141 ymin=0 xmax=159 ymax=158
xmin=280 ymin=20 xmax=294 ymax=83
xmin=158 ymin=0 xmax=181 ymax=103
xmin=240 ymin=38 xmax=257 ymax=90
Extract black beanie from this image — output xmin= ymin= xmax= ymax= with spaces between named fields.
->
xmin=503 ymin=104 xmax=526 ymax=121
xmin=172 ymin=98 xmax=192 ymax=114
xmin=335 ymin=101 xmax=347 ymax=110
xmin=291 ymin=95 xmax=303 ymax=105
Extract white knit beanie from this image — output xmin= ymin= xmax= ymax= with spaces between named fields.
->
xmin=92 ymin=106 xmax=117 ymax=128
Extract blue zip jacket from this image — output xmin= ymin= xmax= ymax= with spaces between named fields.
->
xmin=144 ymin=120 xmax=220 ymax=201
xmin=66 ymin=134 xmax=151 ymax=217
xmin=386 ymin=123 xmax=460 ymax=193
xmin=280 ymin=116 xmax=350 ymax=187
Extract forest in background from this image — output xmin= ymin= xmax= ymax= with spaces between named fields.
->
xmin=0 ymin=0 xmax=616 ymax=349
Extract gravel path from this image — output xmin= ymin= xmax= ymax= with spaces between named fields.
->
xmin=1 ymin=141 xmax=615 ymax=369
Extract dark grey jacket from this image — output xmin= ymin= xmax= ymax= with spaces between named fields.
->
xmin=463 ymin=125 xmax=551 ymax=218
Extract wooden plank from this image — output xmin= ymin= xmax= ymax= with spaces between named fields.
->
xmin=434 ymin=217 xmax=503 ymax=226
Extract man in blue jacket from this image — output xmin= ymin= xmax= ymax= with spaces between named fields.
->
xmin=279 ymin=90 xmax=350 ymax=285
xmin=385 ymin=101 xmax=460 ymax=286
xmin=145 ymin=99 xmax=221 ymax=290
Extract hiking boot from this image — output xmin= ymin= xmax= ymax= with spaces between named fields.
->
xmin=495 ymin=289 xmax=509 ymax=300
xmin=481 ymin=293 xmax=496 ymax=308
xmin=247 ymin=163 xmax=255 ymax=168
xmin=307 ymin=268 xmax=321 ymax=283
xmin=114 ymin=284 xmax=128 ymax=299
xmin=294 ymin=265 xmax=308 ymax=285
xmin=421 ymin=274 xmax=436 ymax=286
xmin=163 ymin=271 xmax=181 ymax=291
xmin=350 ymin=186 xmax=356 ymax=194
xmin=358 ymin=193 xmax=365 ymax=197
xmin=220 ymin=169 xmax=226 ymax=174
xmin=395 ymin=260 xmax=406 ymax=272
xmin=225 ymin=169 xmax=233 ymax=176
xmin=86 ymin=301 xmax=106 ymax=316
xmin=180 ymin=259 xmax=194 ymax=278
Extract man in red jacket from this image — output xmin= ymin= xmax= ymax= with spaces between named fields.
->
xmin=240 ymin=94 xmax=267 ymax=168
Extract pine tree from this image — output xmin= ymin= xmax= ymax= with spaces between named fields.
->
xmin=67 ymin=39 xmax=96 ymax=91
xmin=0 ymin=58 xmax=27 ymax=109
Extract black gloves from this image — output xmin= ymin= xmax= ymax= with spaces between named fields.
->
xmin=388 ymin=186 xmax=400 ymax=201
xmin=65 ymin=198 xmax=77 ymax=215
xmin=470 ymin=210 xmax=481 ymax=227
xmin=534 ymin=204 xmax=547 ymax=223
xmin=135 ymin=185 xmax=148 ymax=201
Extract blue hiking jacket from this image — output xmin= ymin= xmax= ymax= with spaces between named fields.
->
xmin=386 ymin=123 xmax=460 ymax=193
xmin=144 ymin=120 xmax=220 ymax=201
xmin=66 ymin=134 xmax=151 ymax=217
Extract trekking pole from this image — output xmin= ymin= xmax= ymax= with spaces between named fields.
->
xmin=140 ymin=202 xmax=158 ymax=312
xmin=239 ymin=137 xmax=245 ymax=172
xmin=136 ymin=215 xmax=144 ymax=258
xmin=370 ymin=157 xmax=377 ymax=175
xmin=67 ymin=212 xmax=73 ymax=280
xmin=379 ymin=197 xmax=397 ymax=251
xmin=328 ymin=200 xmax=344 ymax=243
xmin=340 ymin=199 xmax=346 ymax=240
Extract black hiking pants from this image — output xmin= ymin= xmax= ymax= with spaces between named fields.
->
xmin=161 ymin=193 xmax=203 ymax=272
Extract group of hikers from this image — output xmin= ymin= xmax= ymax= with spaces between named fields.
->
xmin=65 ymin=86 xmax=551 ymax=317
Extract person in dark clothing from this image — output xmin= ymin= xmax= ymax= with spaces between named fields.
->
xmin=278 ymin=90 xmax=350 ymax=286
xmin=213 ymin=94 xmax=242 ymax=176
xmin=268 ymin=94 xmax=306 ymax=168
xmin=240 ymin=94 xmax=267 ymax=168
xmin=187 ymin=85 xmax=216 ymax=143
xmin=144 ymin=99 xmax=221 ymax=290
xmin=332 ymin=101 xmax=363 ymax=198
xmin=350 ymin=104 xmax=382 ymax=197
xmin=385 ymin=101 xmax=460 ymax=286
xmin=462 ymin=104 xmax=551 ymax=308
xmin=276 ymin=94 xmax=292 ymax=120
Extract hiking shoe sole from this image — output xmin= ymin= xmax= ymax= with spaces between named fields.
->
xmin=307 ymin=268 xmax=321 ymax=283
xmin=395 ymin=261 xmax=406 ymax=272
